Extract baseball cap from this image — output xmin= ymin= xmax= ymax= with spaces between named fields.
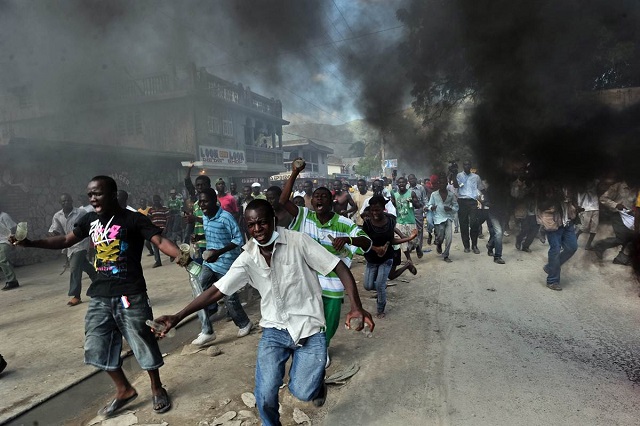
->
xmin=251 ymin=182 xmax=261 ymax=188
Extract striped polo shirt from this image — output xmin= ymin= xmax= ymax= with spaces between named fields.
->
xmin=289 ymin=206 xmax=370 ymax=299
xmin=202 ymin=207 xmax=243 ymax=275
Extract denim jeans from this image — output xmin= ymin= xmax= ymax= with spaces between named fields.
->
xmin=486 ymin=213 xmax=503 ymax=258
xmin=255 ymin=328 xmax=326 ymax=426
xmin=194 ymin=266 xmax=250 ymax=335
xmin=68 ymin=250 xmax=97 ymax=298
xmin=364 ymin=258 xmax=394 ymax=314
xmin=545 ymin=224 xmax=578 ymax=284
xmin=84 ymin=293 xmax=163 ymax=371
xmin=434 ymin=219 xmax=453 ymax=258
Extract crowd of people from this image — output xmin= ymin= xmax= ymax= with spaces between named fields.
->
xmin=1 ymin=159 xmax=639 ymax=425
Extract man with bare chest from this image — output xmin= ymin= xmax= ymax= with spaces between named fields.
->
xmin=332 ymin=180 xmax=357 ymax=217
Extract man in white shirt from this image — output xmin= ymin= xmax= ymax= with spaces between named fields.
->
xmin=49 ymin=193 xmax=97 ymax=306
xmin=154 ymin=199 xmax=374 ymax=426
xmin=0 ymin=210 xmax=19 ymax=290
xmin=454 ymin=161 xmax=484 ymax=254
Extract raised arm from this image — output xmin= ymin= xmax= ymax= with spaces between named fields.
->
xmin=184 ymin=165 xmax=196 ymax=198
xmin=279 ymin=158 xmax=305 ymax=217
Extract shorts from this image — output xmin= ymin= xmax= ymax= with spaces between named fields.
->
xmin=397 ymin=223 xmax=417 ymax=252
xmin=84 ymin=293 xmax=163 ymax=371
xmin=579 ymin=210 xmax=599 ymax=234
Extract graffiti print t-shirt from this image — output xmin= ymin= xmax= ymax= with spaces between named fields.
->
xmin=74 ymin=209 xmax=162 ymax=297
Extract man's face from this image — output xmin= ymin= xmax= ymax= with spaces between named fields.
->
xmin=303 ymin=181 xmax=313 ymax=194
xmin=230 ymin=182 xmax=237 ymax=193
xmin=357 ymin=180 xmax=367 ymax=194
xmin=408 ymin=175 xmax=417 ymax=187
xmin=333 ymin=180 xmax=342 ymax=192
xmin=153 ymin=195 xmax=161 ymax=206
xmin=195 ymin=178 xmax=210 ymax=194
xmin=87 ymin=180 xmax=114 ymax=215
xmin=245 ymin=208 xmax=275 ymax=245
xmin=243 ymin=186 xmax=252 ymax=198
xmin=216 ymin=180 xmax=226 ymax=194
xmin=60 ymin=194 xmax=73 ymax=212
xmin=266 ymin=190 xmax=280 ymax=209
xmin=198 ymin=192 xmax=216 ymax=216
xmin=439 ymin=178 xmax=448 ymax=191
xmin=311 ymin=189 xmax=333 ymax=214
xmin=372 ymin=180 xmax=383 ymax=195
xmin=463 ymin=161 xmax=472 ymax=174
xmin=397 ymin=178 xmax=407 ymax=192
xmin=252 ymin=186 xmax=261 ymax=196
xmin=169 ymin=191 xmax=177 ymax=200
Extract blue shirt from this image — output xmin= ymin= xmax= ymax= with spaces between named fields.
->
xmin=202 ymin=208 xmax=243 ymax=275
xmin=427 ymin=190 xmax=459 ymax=224
xmin=456 ymin=172 xmax=484 ymax=199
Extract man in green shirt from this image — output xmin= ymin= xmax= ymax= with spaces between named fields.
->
xmin=392 ymin=177 xmax=422 ymax=263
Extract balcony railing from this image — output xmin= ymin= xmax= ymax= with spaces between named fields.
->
xmin=245 ymin=146 xmax=283 ymax=165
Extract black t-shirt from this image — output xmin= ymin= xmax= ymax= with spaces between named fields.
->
xmin=362 ymin=214 xmax=397 ymax=264
xmin=74 ymin=208 xmax=162 ymax=297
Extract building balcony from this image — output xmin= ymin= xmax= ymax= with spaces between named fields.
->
xmin=245 ymin=145 xmax=285 ymax=173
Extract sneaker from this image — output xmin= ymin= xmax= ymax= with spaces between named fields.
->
xmin=325 ymin=349 xmax=331 ymax=369
xmin=152 ymin=263 xmax=162 ymax=268
xmin=2 ymin=281 xmax=19 ymax=291
xmin=443 ymin=257 xmax=452 ymax=263
xmin=237 ymin=321 xmax=253 ymax=338
xmin=472 ymin=247 xmax=480 ymax=254
xmin=464 ymin=248 xmax=471 ymax=253
xmin=487 ymin=248 xmax=494 ymax=257
xmin=313 ymin=381 xmax=327 ymax=407
xmin=191 ymin=332 xmax=216 ymax=346
xmin=494 ymin=257 xmax=505 ymax=264
xmin=546 ymin=283 xmax=562 ymax=291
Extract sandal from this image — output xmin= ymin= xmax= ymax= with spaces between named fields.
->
xmin=98 ymin=391 xmax=138 ymax=417
xmin=152 ymin=388 xmax=172 ymax=413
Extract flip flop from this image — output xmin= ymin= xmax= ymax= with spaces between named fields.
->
xmin=98 ymin=392 xmax=138 ymax=417
xmin=152 ymin=388 xmax=172 ymax=413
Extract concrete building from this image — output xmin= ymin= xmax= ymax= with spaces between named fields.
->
xmin=0 ymin=63 xmax=288 ymax=264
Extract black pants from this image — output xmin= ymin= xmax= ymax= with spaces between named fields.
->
xmin=516 ymin=215 xmax=539 ymax=250
xmin=458 ymin=198 xmax=480 ymax=249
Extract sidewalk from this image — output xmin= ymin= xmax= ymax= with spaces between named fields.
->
xmin=0 ymin=251 xmax=200 ymax=424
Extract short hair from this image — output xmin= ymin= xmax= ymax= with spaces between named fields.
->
xmin=407 ymin=174 xmax=416 ymax=179
xmin=245 ymin=199 xmax=275 ymax=221
xmin=266 ymin=185 xmax=282 ymax=196
xmin=357 ymin=179 xmax=366 ymax=183
xmin=369 ymin=195 xmax=387 ymax=208
xmin=304 ymin=180 xmax=313 ymax=185
xmin=313 ymin=187 xmax=332 ymax=197
xmin=200 ymin=187 xmax=218 ymax=201
xmin=195 ymin=175 xmax=211 ymax=186
xmin=91 ymin=175 xmax=118 ymax=194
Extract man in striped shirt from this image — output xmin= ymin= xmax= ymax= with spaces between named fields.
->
xmin=184 ymin=166 xmax=210 ymax=264
xmin=280 ymin=160 xmax=372 ymax=367
xmin=190 ymin=188 xmax=252 ymax=346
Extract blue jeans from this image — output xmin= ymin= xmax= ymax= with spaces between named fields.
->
xmin=255 ymin=328 xmax=326 ymax=426
xmin=364 ymin=258 xmax=394 ymax=314
xmin=195 ymin=266 xmax=250 ymax=335
xmin=486 ymin=213 xmax=503 ymax=258
xmin=545 ymin=224 xmax=578 ymax=284
xmin=84 ymin=293 xmax=163 ymax=371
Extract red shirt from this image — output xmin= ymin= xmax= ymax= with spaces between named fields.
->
xmin=218 ymin=193 xmax=239 ymax=214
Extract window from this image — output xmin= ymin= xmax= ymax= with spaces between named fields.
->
xmin=208 ymin=115 xmax=220 ymax=134
xmin=117 ymin=111 xmax=143 ymax=137
xmin=223 ymin=119 xmax=233 ymax=137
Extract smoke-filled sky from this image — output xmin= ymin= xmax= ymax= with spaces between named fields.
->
xmin=0 ymin=0 xmax=409 ymax=126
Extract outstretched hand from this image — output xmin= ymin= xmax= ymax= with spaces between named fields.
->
xmin=345 ymin=307 xmax=375 ymax=332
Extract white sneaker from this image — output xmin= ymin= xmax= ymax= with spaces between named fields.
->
xmin=325 ymin=348 xmax=331 ymax=368
xmin=191 ymin=332 xmax=216 ymax=346
xmin=237 ymin=321 xmax=254 ymax=338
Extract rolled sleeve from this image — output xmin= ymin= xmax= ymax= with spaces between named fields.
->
xmin=300 ymin=233 xmax=340 ymax=276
